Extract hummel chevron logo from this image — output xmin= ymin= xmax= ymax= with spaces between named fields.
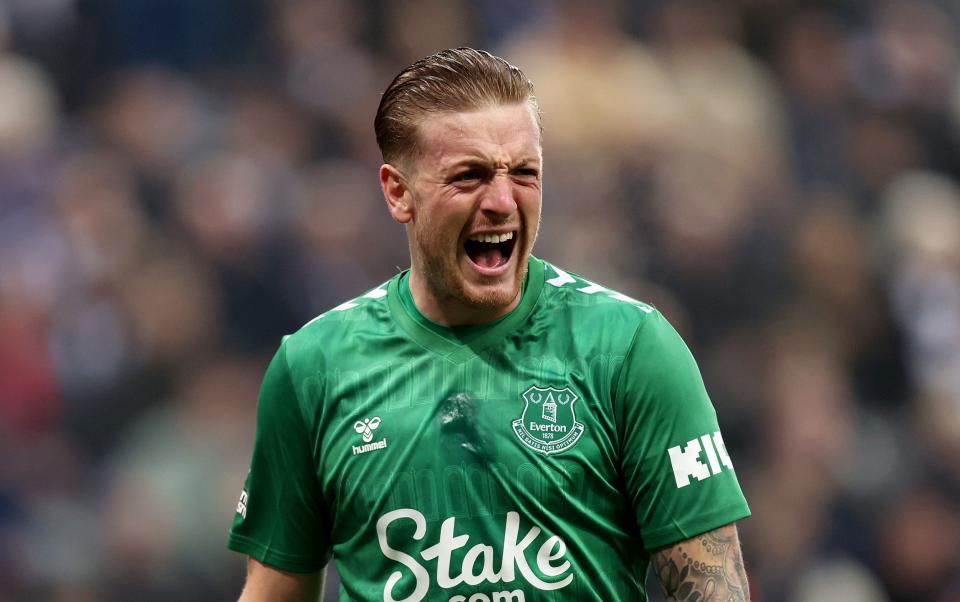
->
xmin=352 ymin=416 xmax=387 ymax=456
xmin=354 ymin=416 xmax=381 ymax=442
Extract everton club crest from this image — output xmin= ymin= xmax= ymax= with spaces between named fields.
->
xmin=512 ymin=385 xmax=585 ymax=455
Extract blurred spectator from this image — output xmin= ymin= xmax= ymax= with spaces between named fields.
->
xmin=84 ymin=0 xmax=262 ymax=72
xmin=93 ymin=69 xmax=208 ymax=187
xmin=0 ymin=1 xmax=959 ymax=600
xmin=99 ymin=355 xmax=259 ymax=601
xmin=0 ymin=50 xmax=57 ymax=160
xmin=877 ymin=487 xmax=960 ymax=602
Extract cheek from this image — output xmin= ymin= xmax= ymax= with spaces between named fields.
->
xmin=415 ymin=204 xmax=463 ymax=252
xmin=428 ymin=199 xmax=474 ymax=236
xmin=520 ymin=193 xmax=542 ymax=229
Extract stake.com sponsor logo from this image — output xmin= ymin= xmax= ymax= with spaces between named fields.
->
xmin=376 ymin=509 xmax=573 ymax=602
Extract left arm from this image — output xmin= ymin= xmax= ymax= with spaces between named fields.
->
xmin=651 ymin=522 xmax=750 ymax=602
xmin=611 ymin=312 xmax=751 ymax=599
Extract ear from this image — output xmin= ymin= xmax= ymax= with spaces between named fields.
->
xmin=380 ymin=163 xmax=414 ymax=224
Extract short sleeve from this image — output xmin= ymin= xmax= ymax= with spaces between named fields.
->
xmin=227 ymin=341 xmax=332 ymax=571
xmin=616 ymin=311 xmax=750 ymax=551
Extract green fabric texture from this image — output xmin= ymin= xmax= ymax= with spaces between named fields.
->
xmin=228 ymin=257 xmax=750 ymax=601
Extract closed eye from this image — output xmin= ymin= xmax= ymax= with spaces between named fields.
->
xmin=510 ymin=167 xmax=540 ymax=181
xmin=452 ymin=169 xmax=485 ymax=183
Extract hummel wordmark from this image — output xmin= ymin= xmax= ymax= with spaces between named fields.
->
xmin=353 ymin=416 xmax=388 ymax=456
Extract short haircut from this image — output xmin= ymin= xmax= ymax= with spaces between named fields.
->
xmin=374 ymin=47 xmax=540 ymax=167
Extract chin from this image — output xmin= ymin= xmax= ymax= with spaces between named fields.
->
xmin=460 ymin=261 xmax=527 ymax=310
xmin=461 ymin=281 xmax=520 ymax=310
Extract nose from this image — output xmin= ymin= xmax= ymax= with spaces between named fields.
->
xmin=480 ymin=173 xmax=517 ymax=218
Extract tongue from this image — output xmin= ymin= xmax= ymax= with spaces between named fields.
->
xmin=471 ymin=245 xmax=504 ymax=269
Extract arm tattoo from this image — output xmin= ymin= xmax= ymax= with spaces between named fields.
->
xmin=651 ymin=524 xmax=749 ymax=602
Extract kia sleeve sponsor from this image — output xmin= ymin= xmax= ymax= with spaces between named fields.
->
xmin=668 ymin=431 xmax=734 ymax=488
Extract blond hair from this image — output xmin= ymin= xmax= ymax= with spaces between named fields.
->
xmin=374 ymin=47 xmax=539 ymax=166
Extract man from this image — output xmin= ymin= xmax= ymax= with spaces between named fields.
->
xmin=229 ymin=48 xmax=751 ymax=602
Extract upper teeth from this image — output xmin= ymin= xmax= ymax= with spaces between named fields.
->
xmin=469 ymin=232 xmax=514 ymax=244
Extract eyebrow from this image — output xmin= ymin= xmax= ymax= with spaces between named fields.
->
xmin=442 ymin=156 xmax=541 ymax=173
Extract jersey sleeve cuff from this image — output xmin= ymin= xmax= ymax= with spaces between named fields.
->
xmin=641 ymin=502 xmax=752 ymax=552
xmin=227 ymin=533 xmax=328 ymax=573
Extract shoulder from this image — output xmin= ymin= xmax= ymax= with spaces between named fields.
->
xmin=280 ymin=277 xmax=396 ymax=371
xmin=537 ymin=259 xmax=659 ymax=330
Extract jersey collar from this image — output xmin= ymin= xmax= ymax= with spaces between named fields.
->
xmin=388 ymin=256 xmax=545 ymax=363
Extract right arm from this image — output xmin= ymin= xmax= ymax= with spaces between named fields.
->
xmin=238 ymin=557 xmax=325 ymax=602
xmin=228 ymin=343 xmax=332 ymax=598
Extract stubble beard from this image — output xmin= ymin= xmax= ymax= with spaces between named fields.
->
xmin=414 ymin=221 xmax=532 ymax=315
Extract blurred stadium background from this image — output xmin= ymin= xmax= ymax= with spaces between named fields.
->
xmin=1 ymin=0 xmax=959 ymax=600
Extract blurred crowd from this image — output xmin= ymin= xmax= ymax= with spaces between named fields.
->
xmin=1 ymin=0 xmax=959 ymax=600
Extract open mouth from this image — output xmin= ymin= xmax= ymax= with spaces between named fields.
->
xmin=464 ymin=231 xmax=517 ymax=270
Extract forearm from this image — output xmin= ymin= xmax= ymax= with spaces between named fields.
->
xmin=238 ymin=557 xmax=325 ymax=602
xmin=651 ymin=523 xmax=750 ymax=601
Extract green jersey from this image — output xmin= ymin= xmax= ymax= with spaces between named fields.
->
xmin=228 ymin=257 xmax=750 ymax=601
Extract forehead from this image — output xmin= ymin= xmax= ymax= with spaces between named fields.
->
xmin=413 ymin=103 xmax=542 ymax=171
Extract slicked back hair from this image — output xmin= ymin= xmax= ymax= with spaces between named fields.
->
xmin=374 ymin=47 xmax=540 ymax=168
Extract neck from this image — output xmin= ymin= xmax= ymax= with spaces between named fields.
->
xmin=407 ymin=269 xmax=523 ymax=326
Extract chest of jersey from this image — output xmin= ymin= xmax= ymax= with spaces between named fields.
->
xmin=229 ymin=262 xmax=746 ymax=601
xmin=311 ymin=333 xmax=644 ymax=601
